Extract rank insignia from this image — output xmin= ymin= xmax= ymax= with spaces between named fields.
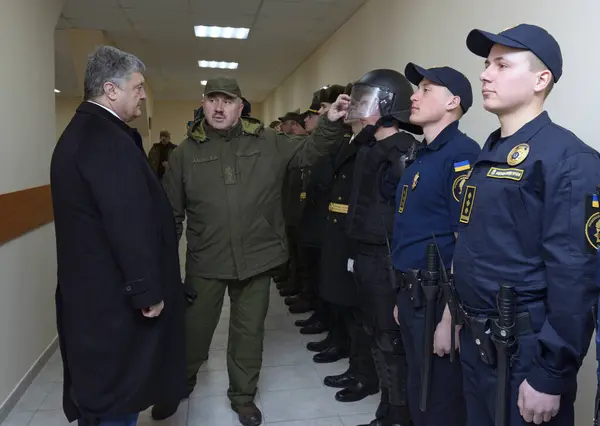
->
xmin=398 ymin=185 xmax=409 ymax=213
xmin=459 ymin=185 xmax=477 ymax=224
xmin=412 ymin=172 xmax=420 ymax=191
xmin=507 ymin=143 xmax=529 ymax=166
xmin=452 ymin=174 xmax=469 ymax=202
xmin=585 ymin=192 xmax=600 ymax=252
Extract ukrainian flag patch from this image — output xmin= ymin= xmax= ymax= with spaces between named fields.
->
xmin=454 ymin=160 xmax=471 ymax=172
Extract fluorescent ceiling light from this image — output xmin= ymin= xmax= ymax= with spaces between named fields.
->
xmin=198 ymin=60 xmax=238 ymax=70
xmin=201 ymin=80 xmax=207 ymax=85
xmin=194 ymin=25 xmax=250 ymax=40
xmin=54 ymin=89 xmax=61 ymax=93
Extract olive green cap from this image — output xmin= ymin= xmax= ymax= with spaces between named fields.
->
xmin=204 ymin=77 xmax=242 ymax=98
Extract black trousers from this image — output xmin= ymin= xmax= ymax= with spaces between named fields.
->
xmin=284 ymin=225 xmax=301 ymax=291
xmin=355 ymin=248 xmax=411 ymax=424
xmin=331 ymin=305 xmax=378 ymax=387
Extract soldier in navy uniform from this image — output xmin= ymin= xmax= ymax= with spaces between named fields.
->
xmin=344 ymin=69 xmax=421 ymax=426
xmin=392 ymin=63 xmax=479 ymax=426
xmin=454 ymin=24 xmax=600 ymax=426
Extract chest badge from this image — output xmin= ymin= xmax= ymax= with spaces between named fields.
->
xmin=507 ymin=143 xmax=530 ymax=166
xmin=412 ymin=172 xmax=420 ymax=191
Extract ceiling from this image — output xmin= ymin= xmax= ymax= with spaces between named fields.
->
xmin=55 ymin=0 xmax=368 ymax=102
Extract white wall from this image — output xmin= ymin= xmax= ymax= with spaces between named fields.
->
xmin=0 ymin=0 xmax=64 ymax=409
xmin=263 ymin=0 xmax=600 ymax=422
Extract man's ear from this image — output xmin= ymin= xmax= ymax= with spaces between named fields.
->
xmin=534 ymin=69 xmax=552 ymax=95
xmin=446 ymin=95 xmax=461 ymax=112
xmin=103 ymin=82 xmax=119 ymax=101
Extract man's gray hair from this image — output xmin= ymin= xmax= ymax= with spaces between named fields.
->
xmin=83 ymin=45 xmax=146 ymax=100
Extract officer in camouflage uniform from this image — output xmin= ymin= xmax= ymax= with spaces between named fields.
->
xmin=154 ymin=78 xmax=347 ymax=426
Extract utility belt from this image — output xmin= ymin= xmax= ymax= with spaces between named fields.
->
xmin=395 ymin=269 xmax=450 ymax=309
xmin=460 ymin=305 xmax=533 ymax=367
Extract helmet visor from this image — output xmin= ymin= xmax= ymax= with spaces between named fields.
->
xmin=346 ymin=84 xmax=385 ymax=121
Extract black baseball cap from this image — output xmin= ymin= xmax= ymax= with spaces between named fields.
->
xmin=466 ymin=24 xmax=562 ymax=82
xmin=278 ymin=112 xmax=306 ymax=125
xmin=405 ymin=63 xmax=473 ymax=113
xmin=303 ymin=90 xmax=321 ymax=115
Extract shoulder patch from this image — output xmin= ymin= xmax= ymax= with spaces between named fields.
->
xmin=585 ymin=193 xmax=600 ymax=253
xmin=452 ymin=174 xmax=469 ymax=202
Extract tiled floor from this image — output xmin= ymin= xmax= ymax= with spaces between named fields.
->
xmin=1 ymin=286 xmax=380 ymax=426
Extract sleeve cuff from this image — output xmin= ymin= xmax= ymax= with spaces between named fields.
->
xmin=527 ymin=365 xmax=573 ymax=395
xmin=125 ymin=278 xmax=163 ymax=310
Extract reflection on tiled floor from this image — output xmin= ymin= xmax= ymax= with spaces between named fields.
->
xmin=1 ymin=285 xmax=380 ymax=426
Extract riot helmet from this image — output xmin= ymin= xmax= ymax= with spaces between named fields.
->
xmin=347 ymin=69 xmax=422 ymax=134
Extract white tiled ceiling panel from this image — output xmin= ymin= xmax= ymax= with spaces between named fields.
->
xmin=55 ymin=0 xmax=368 ymax=101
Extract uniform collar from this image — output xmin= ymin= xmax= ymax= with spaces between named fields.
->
xmin=425 ymin=120 xmax=460 ymax=151
xmin=476 ymin=111 xmax=552 ymax=165
xmin=486 ymin=111 xmax=551 ymax=149
xmin=203 ymin=120 xmax=243 ymax=141
xmin=377 ymin=131 xmax=417 ymax=152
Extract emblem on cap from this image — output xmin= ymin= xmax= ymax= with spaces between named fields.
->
xmin=412 ymin=172 xmax=419 ymax=191
xmin=507 ymin=143 xmax=530 ymax=166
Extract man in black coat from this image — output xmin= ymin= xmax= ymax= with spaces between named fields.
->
xmin=50 ymin=45 xmax=186 ymax=426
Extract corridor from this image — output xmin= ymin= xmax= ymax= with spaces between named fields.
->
xmin=1 ymin=234 xmax=381 ymax=425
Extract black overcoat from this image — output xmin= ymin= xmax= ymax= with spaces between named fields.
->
xmin=50 ymin=102 xmax=186 ymax=422
xmin=319 ymin=139 xmax=359 ymax=306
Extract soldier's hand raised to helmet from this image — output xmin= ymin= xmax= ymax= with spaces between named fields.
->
xmin=327 ymin=94 xmax=351 ymax=122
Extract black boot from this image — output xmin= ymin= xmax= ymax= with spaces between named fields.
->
xmin=300 ymin=320 xmax=327 ymax=334
xmin=306 ymin=332 xmax=331 ymax=352
xmin=385 ymin=352 xmax=411 ymax=426
xmin=295 ymin=312 xmax=319 ymax=327
xmin=372 ymin=346 xmax=390 ymax=420
xmin=289 ymin=298 xmax=314 ymax=314
xmin=313 ymin=345 xmax=349 ymax=363
xmin=334 ymin=380 xmax=379 ymax=402
xmin=324 ymin=368 xmax=356 ymax=388
xmin=151 ymin=401 xmax=180 ymax=421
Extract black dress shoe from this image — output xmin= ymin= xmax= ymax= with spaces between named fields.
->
xmin=289 ymin=299 xmax=314 ymax=314
xmin=299 ymin=320 xmax=326 ymax=334
xmin=151 ymin=401 xmax=181 ymax=420
xmin=295 ymin=312 xmax=319 ymax=327
xmin=313 ymin=346 xmax=348 ymax=363
xmin=306 ymin=333 xmax=331 ymax=352
xmin=280 ymin=288 xmax=300 ymax=298
xmin=335 ymin=381 xmax=379 ymax=402
xmin=284 ymin=296 xmax=300 ymax=306
xmin=324 ymin=370 xmax=356 ymax=388
xmin=234 ymin=402 xmax=263 ymax=426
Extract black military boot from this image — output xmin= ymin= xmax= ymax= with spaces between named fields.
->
xmin=295 ymin=312 xmax=319 ymax=327
xmin=300 ymin=319 xmax=326 ymax=334
xmin=306 ymin=332 xmax=331 ymax=352
xmin=334 ymin=380 xmax=379 ymax=402
xmin=233 ymin=402 xmax=262 ymax=426
xmin=313 ymin=345 xmax=349 ymax=363
xmin=289 ymin=298 xmax=314 ymax=314
xmin=284 ymin=295 xmax=300 ymax=306
xmin=151 ymin=401 xmax=180 ymax=421
xmin=371 ymin=346 xmax=391 ymax=420
xmin=324 ymin=368 xmax=356 ymax=388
